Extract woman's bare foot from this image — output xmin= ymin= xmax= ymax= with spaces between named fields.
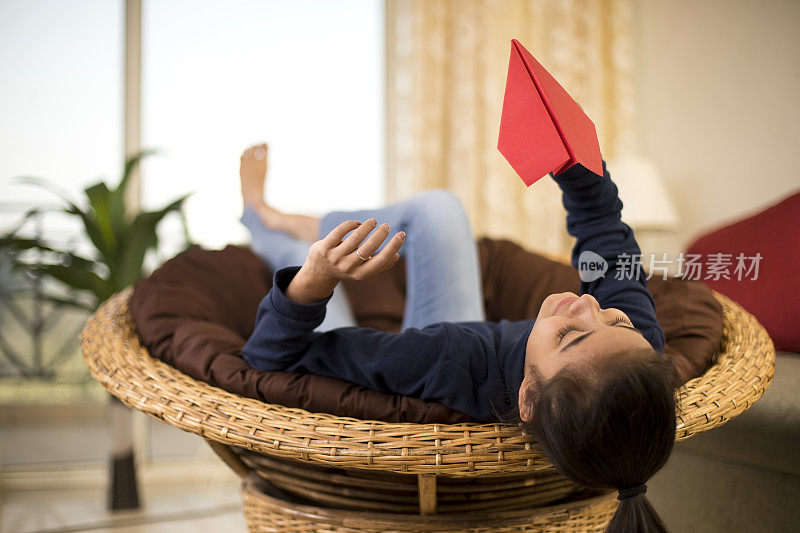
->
xmin=240 ymin=143 xmax=268 ymax=208
xmin=239 ymin=143 xmax=321 ymax=242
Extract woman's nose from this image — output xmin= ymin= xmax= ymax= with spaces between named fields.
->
xmin=568 ymin=294 xmax=601 ymax=321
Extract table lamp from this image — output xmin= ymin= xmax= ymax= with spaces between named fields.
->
xmin=607 ymin=155 xmax=680 ymax=271
xmin=608 ymin=155 xmax=678 ymax=231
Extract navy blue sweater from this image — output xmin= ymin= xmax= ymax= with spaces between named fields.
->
xmin=242 ymin=161 xmax=665 ymax=422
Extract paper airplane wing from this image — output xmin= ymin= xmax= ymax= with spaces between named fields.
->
xmin=497 ymin=39 xmax=603 ymax=186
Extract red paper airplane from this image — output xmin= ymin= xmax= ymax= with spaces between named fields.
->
xmin=497 ymin=39 xmax=603 ymax=186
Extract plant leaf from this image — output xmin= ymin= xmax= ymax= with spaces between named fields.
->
xmin=14 ymin=176 xmax=80 ymax=206
xmin=177 ymin=208 xmax=196 ymax=250
xmin=116 ymin=194 xmax=189 ymax=287
xmin=0 ymin=236 xmax=60 ymax=254
xmin=84 ymin=182 xmax=117 ymax=258
xmin=62 ymin=201 xmax=116 ymax=266
xmin=107 ymin=150 xmax=158 ymax=272
xmin=111 ymin=149 xmax=158 ymax=223
xmin=2 ymin=207 xmax=45 ymax=237
xmin=118 ymin=148 xmax=158 ymax=197
xmin=32 ymin=264 xmax=111 ymax=305
xmin=14 ymin=176 xmax=114 ymax=262
xmin=0 ymin=237 xmax=99 ymax=275
xmin=39 ymin=294 xmax=95 ymax=312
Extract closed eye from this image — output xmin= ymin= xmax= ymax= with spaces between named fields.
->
xmin=609 ymin=315 xmax=646 ymax=339
xmin=609 ymin=316 xmax=632 ymax=327
xmin=558 ymin=316 xmax=640 ymax=349
xmin=556 ymin=325 xmax=580 ymax=344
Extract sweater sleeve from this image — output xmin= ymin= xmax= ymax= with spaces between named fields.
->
xmin=552 ymin=161 xmax=666 ymax=354
xmin=241 ymin=266 xmax=500 ymax=418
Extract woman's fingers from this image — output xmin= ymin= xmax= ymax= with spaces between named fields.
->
xmin=321 ymin=220 xmax=363 ymax=249
xmin=335 ymin=218 xmax=379 ymax=257
xmin=352 ymin=230 xmax=405 ymax=277
xmin=355 ymin=222 xmax=392 ymax=258
xmin=311 ymin=217 xmax=405 ymax=281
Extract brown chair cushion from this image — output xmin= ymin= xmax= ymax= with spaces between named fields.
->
xmin=130 ymin=238 xmax=722 ymax=424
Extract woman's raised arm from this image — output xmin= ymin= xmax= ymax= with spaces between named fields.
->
xmin=551 ymin=161 xmax=666 ymax=353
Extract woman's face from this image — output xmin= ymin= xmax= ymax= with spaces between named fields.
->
xmin=517 ymin=292 xmax=652 ymax=422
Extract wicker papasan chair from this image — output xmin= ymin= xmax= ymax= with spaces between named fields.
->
xmin=81 ymin=238 xmax=775 ymax=532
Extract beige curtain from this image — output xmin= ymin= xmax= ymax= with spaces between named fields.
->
xmin=385 ymin=0 xmax=637 ymax=256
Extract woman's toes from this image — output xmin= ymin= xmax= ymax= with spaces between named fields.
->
xmin=241 ymin=144 xmax=267 ymax=171
xmin=253 ymin=143 xmax=267 ymax=161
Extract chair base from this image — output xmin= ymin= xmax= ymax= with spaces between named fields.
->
xmin=240 ymin=475 xmax=618 ymax=532
xmin=227 ymin=444 xmax=581 ymax=515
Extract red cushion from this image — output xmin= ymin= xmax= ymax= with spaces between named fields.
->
xmin=687 ymin=190 xmax=800 ymax=352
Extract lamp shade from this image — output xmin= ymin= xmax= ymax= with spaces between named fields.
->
xmin=607 ymin=155 xmax=678 ymax=231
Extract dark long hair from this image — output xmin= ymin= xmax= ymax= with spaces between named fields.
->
xmin=520 ymin=346 xmax=680 ymax=533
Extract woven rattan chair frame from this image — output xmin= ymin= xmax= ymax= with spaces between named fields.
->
xmin=81 ymin=289 xmax=774 ymax=478
xmin=240 ymin=475 xmax=619 ymax=532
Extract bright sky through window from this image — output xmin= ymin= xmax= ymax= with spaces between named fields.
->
xmin=0 ymin=0 xmax=383 ymax=254
xmin=141 ymin=0 xmax=385 ymax=250
xmin=0 ymin=0 xmax=123 ymax=242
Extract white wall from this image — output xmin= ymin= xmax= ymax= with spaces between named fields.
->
xmin=635 ymin=0 xmax=800 ymax=253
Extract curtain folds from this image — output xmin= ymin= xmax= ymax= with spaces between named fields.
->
xmin=385 ymin=0 xmax=636 ymax=255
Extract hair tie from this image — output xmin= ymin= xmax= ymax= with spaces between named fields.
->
xmin=617 ymin=484 xmax=647 ymax=500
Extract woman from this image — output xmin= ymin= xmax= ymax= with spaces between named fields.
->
xmin=240 ymin=143 xmax=678 ymax=532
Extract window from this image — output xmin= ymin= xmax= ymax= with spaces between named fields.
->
xmin=0 ymin=0 xmax=123 ymax=399
xmin=141 ymin=0 xmax=385 ymax=250
xmin=0 ymin=0 xmax=123 ymax=242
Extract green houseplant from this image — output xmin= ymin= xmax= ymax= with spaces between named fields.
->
xmin=0 ymin=150 xmax=192 ymax=310
xmin=0 ymin=150 xmax=193 ymax=511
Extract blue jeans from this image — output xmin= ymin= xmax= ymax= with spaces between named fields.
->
xmin=240 ymin=189 xmax=485 ymax=332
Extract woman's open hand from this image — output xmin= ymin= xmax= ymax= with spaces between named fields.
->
xmin=286 ymin=218 xmax=406 ymax=304
xmin=310 ymin=218 xmax=406 ymax=281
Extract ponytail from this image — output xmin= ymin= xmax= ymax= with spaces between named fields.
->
xmin=520 ymin=346 xmax=679 ymax=532
xmin=607 ymin=492 xmax=668 ymax=533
